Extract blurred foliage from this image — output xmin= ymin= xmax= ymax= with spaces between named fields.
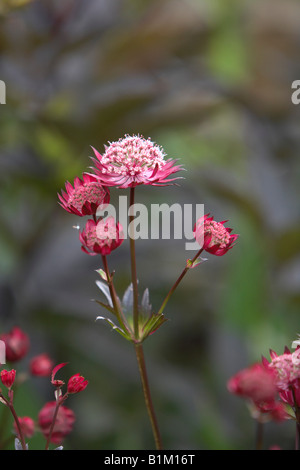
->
xmin=0 ymin=0 xmax=300 ymax=450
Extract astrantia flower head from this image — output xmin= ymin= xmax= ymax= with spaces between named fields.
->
xmin=194 ymin=213 xmax=238 ymax=256
xmin=263 ymin=347 xmax=300 ymax=408
xmin=267 ymin=347 xmax=300 ymax=391
xmin=38 ymin=401 xmax=75 ymax=445
xmin=90 ymin=134 xmax=183 ymax=188
xmin=79 ymin=216 xmax=124 ymax=256
xmin=58 ymin=173 xmax=110 ymax=216
xmin=0 ymin=327 xmax=29 ymax=362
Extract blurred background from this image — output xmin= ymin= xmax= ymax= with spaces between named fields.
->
xmin=0 ymin=0 xmax=300 ymax=450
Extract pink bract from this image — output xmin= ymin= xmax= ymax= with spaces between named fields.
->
xmin=79 ymin=216 xmax=124 ymax=256
xmin=58 ymin=173 xmax=110 ymax=216
xmin=90 ymin=135 xmax=183 ymax=188
xmin=193 ymin=213 xmax=239 ymax=256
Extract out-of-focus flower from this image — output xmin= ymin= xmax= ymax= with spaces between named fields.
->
xmin=263 ymin=347 xmax=300 ymax=408
xmin=38 ymin=401 xmax=75 ymax=445
xmin=58 ymin=173 xmax=110 ymax=216
xmin=0 ymin=369 xmax=16 ymax=389
xmin=228 ymin=363 xmax=277 ymax=404
xmin=90 ymin=134 xmax=183 ymax=188
xmin=67 ymin=373 xmax=88 ymax=394
xmin=0 ymin=327 xmax=29 ymax=362
xmin=194 ymin=214 xmax=238 ymax=256
xmin=79 ymin=216 xmax=124 ymax=256
xmin=30 ymin=354 xmax=54 ymax=377
xmin=14 ymin=416 xmax=35 ymax=439
xmin=227 ymin=363 xmax=287 ymax=422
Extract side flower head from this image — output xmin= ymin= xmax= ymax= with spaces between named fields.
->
xmin=67 ymin=373 xmax=88 ymax=394
xmin=0 ymin=327 xmax=29 ymax=362
xmin=30 ymin=353 xmax=54 ymax=377
xmin=263 ymin=346 xmax=300 ymax=408
xmin=79 ymin=216 xmax=124 ymax=256
xmin=58 ymin=173 xmax=110 ymax=216
xmin=38 ymin=401 xmax=75 ymax=445
xmin=14 ymin=416 xmax=35 ymax=439
xmin=90 ymin=134 xmax=183 ymax=188
xmin=0 ymin=369 xmax=16 ymax=389
xmin=193 ymin=213 xmax=239 ymax=256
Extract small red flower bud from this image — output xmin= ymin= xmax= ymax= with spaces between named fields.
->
xmin=67 ymin=373 xmax=88 ymax=394
xmin=0 ymin=327 xmax=29 ymax=362
xmin=30 ymin=354 xmax=54 ymax=377
xmin=194 ymin=214 xmax=238 ymax=256
xmin=0 ymin=369 xmax=16 ymax=389
xmin=14 ymin=416 xmax=35 ymax=439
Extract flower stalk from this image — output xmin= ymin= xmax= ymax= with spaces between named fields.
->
xmin=129 ymin=187 xmax=139 ymax=337
xmin=0 ymin=391 xmax=27 ymax=450
xmin=135 ymin=343 xmax=162 ymax=450
xmin=158 ymin=248 xmax=204 ymax=314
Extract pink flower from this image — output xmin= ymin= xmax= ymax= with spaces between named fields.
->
xmin=90 ymin=134 xmax=183 ymax=188
xmin=30 ymin=354 xmax=54 ymax=377
xmin=79 ymin=216 xmax=124 ymax=256
xmin=14 ymin=416 xmax=35 ymax=439
xmin=0 ymin=369 xmax=16 ymax=389
xmin=67 ymin=373 xmax=88 ymax=394
xmin=227 ymin=363 xmax=287 ymax=422
xmin=227 ymin=363 xmax=277 ymax=404
xmin=0 ymin=327 xmax=29 ymax=362
xmin=193 ymin=214 xmax=238 ymax=256
xmin=38 ymin=401 xmax=75 ymax=445
xmin=263 ymin=347 xmax=300 ymax=408
xmin=58 ymin=173 xmax=110 ymax=216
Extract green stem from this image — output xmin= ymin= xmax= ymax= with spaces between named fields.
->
xmin=0 ymin=392 xmax=27 ymax=450
xmin=135 ymin=343 xmax=163 ymax=450
xmin=129 ymin=187 xmax=139 ymax=337
xmin=128 ymin=187 xmax=162 ymax=449
xmin=255 ymin=419 xmax=264 ymax=450
xmin=158 ymin=248 xmax=204 ymax=314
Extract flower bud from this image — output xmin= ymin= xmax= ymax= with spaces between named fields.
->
xmin=30 ymin=354 xmax=54 ymax=377
xmin=67 ymin=373 xmax=88 ymax=394
xmin=0 ymin=369 xmax=16 ymax=389
xmin=0 ymin=327 xmax=29 ymax=362
xmin=14 ymin=416 xmax=35 ymax=439
xmin=38 ymin=401 xmax=75 ymax=444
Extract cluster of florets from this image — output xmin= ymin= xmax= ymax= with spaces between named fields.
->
xmin=0 ymin=327 xmax=88 ymax=449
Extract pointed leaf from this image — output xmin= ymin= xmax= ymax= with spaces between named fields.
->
xmin=96 ymin=316 xmax=131 ymax=341
xmin=141 ymin=288 xmax=152 ymax=316
xmin=186 ymin=257 xmax=208 ymax=269
xmin=93 ymin=299 xmax=117 ymax=316
xmin=121 ymin=283 xmax=134 ymax=314
xmin=95 ymin=280 xmax=113 ymax=307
